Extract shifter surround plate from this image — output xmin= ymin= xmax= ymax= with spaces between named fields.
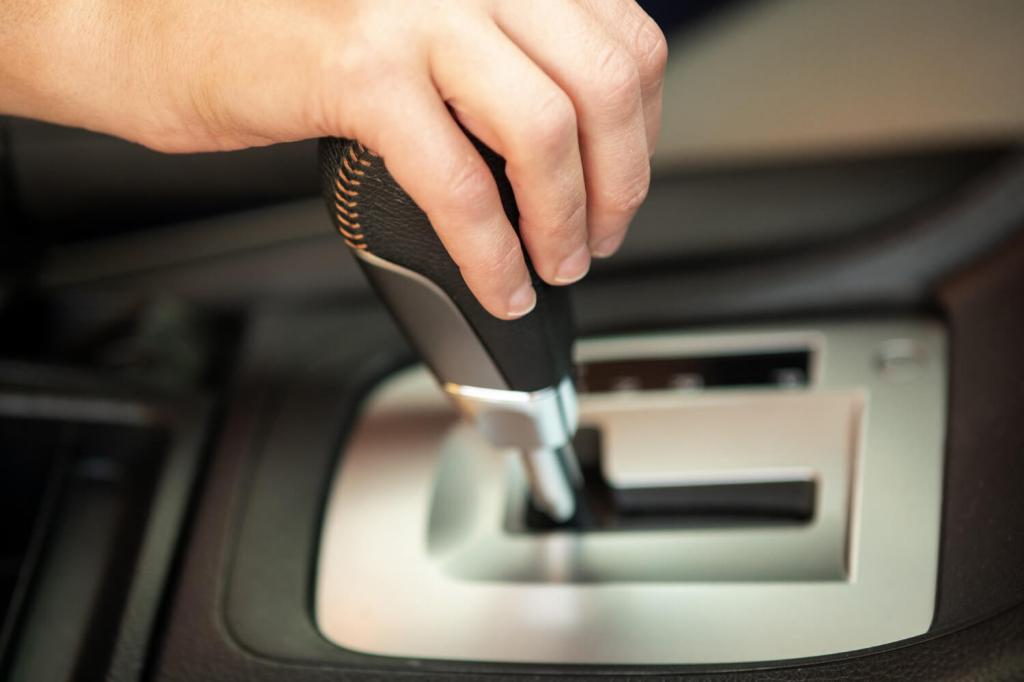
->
xmin=315 ymin=320 xmax=946 ymax=664
xmin=437 ymin=388 xmax=858 ymax=583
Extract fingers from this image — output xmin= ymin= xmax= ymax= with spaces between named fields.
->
xmin=494 ymin=0 xmax=656 ymax=259
xmin=576 ymin=0 xmax=669 ymax=154
xmin=430 ymin=18 xmax=591 ymax=287
xmin=362 ymin=79 xmax=536 ymax=320
xmin=331 ymin=1 xmax=667 ymax=319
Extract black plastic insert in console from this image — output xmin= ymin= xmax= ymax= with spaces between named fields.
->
xmin=0 ymin=378 xmax=209 ymax=682
xmin=577 ymin=350 xmax=810 ymax=392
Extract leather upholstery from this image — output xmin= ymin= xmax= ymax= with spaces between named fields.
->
xmin=319 ymin=137 xmax=574 ymax=393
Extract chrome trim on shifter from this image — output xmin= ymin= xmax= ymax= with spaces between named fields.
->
xmin=444 ymin=375 xmax=578 ymax=451
xmin=445 ymin=376 xmax=580 ymax=520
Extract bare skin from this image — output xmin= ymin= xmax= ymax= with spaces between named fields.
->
xmin=0 ymin=0 xmax=667 ymax=319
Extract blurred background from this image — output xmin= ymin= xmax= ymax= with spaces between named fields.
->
xmin=4 ymin=0 xmax=1019 ymax=305
xmin=3 ymin=0 xmax=1022 ymax=337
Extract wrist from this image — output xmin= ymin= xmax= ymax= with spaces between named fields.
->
xmin=0 ymin=0 xmax=177 ymax=148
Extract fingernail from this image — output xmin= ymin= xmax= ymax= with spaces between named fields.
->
xmin=554 ymin=244 xmax=591 ymax=284
xmin=591 ymin=233 xmax=625 ymax=258
xmin=507 ymin=282 xmax=537 ymax=319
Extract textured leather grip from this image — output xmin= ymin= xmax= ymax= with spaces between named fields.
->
xmin=319 ymin=137 xmax=574 ymax=393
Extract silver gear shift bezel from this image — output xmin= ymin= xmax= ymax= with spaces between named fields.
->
xmin=315 ymin=319 xmax=946 ymax=665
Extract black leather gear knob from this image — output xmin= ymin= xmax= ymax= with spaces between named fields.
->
xmin=319 ymin=137 xmax=575 ymax=394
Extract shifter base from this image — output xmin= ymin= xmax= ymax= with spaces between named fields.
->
xmin=315 ymin=320 xmax=946 ymax=664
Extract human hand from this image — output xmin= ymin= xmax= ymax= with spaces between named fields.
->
xmin=1 ymin=0 xmax=667 ymax=319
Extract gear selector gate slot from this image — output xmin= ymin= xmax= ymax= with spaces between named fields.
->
xmin=520 ymin=425 xmax=818 ymax=533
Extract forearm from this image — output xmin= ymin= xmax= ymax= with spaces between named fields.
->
xmin=3 ymin=1 xmax=101 ymax=122
xmin=1 ymin=0 xmax=173 ymax=145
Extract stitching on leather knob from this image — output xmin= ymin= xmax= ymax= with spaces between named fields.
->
xmin=333 ymin=200 xmax=359 ymax=222
xmin=353 ymin=140 xmax=377 ymax=161
xmin=334 ymin=177 xmax=358 ymax=198
xmin=342 ymin=155 xmax=365 ymax=180
xmin=333 ymin=141 xmax=376 ymax=250
xmin=335 ymin=194 xmax=357 ymax=209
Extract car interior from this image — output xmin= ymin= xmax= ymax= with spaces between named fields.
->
xmin=1 ymin=0 xmax=1023 ymax=680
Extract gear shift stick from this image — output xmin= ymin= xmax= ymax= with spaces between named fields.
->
xmin=319 ymin=138 xmax=582 ymax=522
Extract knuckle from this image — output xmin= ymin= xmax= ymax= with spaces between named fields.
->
xmin=553 ymin=192 xmax=588 ymax=243
xmin=487 ymin=236 xmax=520 ymax=276
xmin=634 ymin=18 xmax=669 ymax=87
xmin=444 ymin=156 xmax=494 ymax=209
xmin=526 ymin=192 xmax=587 ymax=248
xmin=601 ymin=165 xmax=650 ymax=215
xmin=593 ymin=44 xmax=641 ymax=109
xmin=562 ymin=194 xmax=588 ymax=235
xmin=526 ymin=88 xmax=577 ymax=155
xmin=464 ymin=232 xmax=524 ymax=282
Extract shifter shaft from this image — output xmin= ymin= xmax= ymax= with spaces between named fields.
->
xmin=521 ymin=444 xmax=582 ymax=521
xmin=444 ymin=374 xmax=582 ymax=522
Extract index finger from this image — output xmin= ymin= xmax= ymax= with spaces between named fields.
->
xmin=365 ymin=82 xmax=536 ymax=320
